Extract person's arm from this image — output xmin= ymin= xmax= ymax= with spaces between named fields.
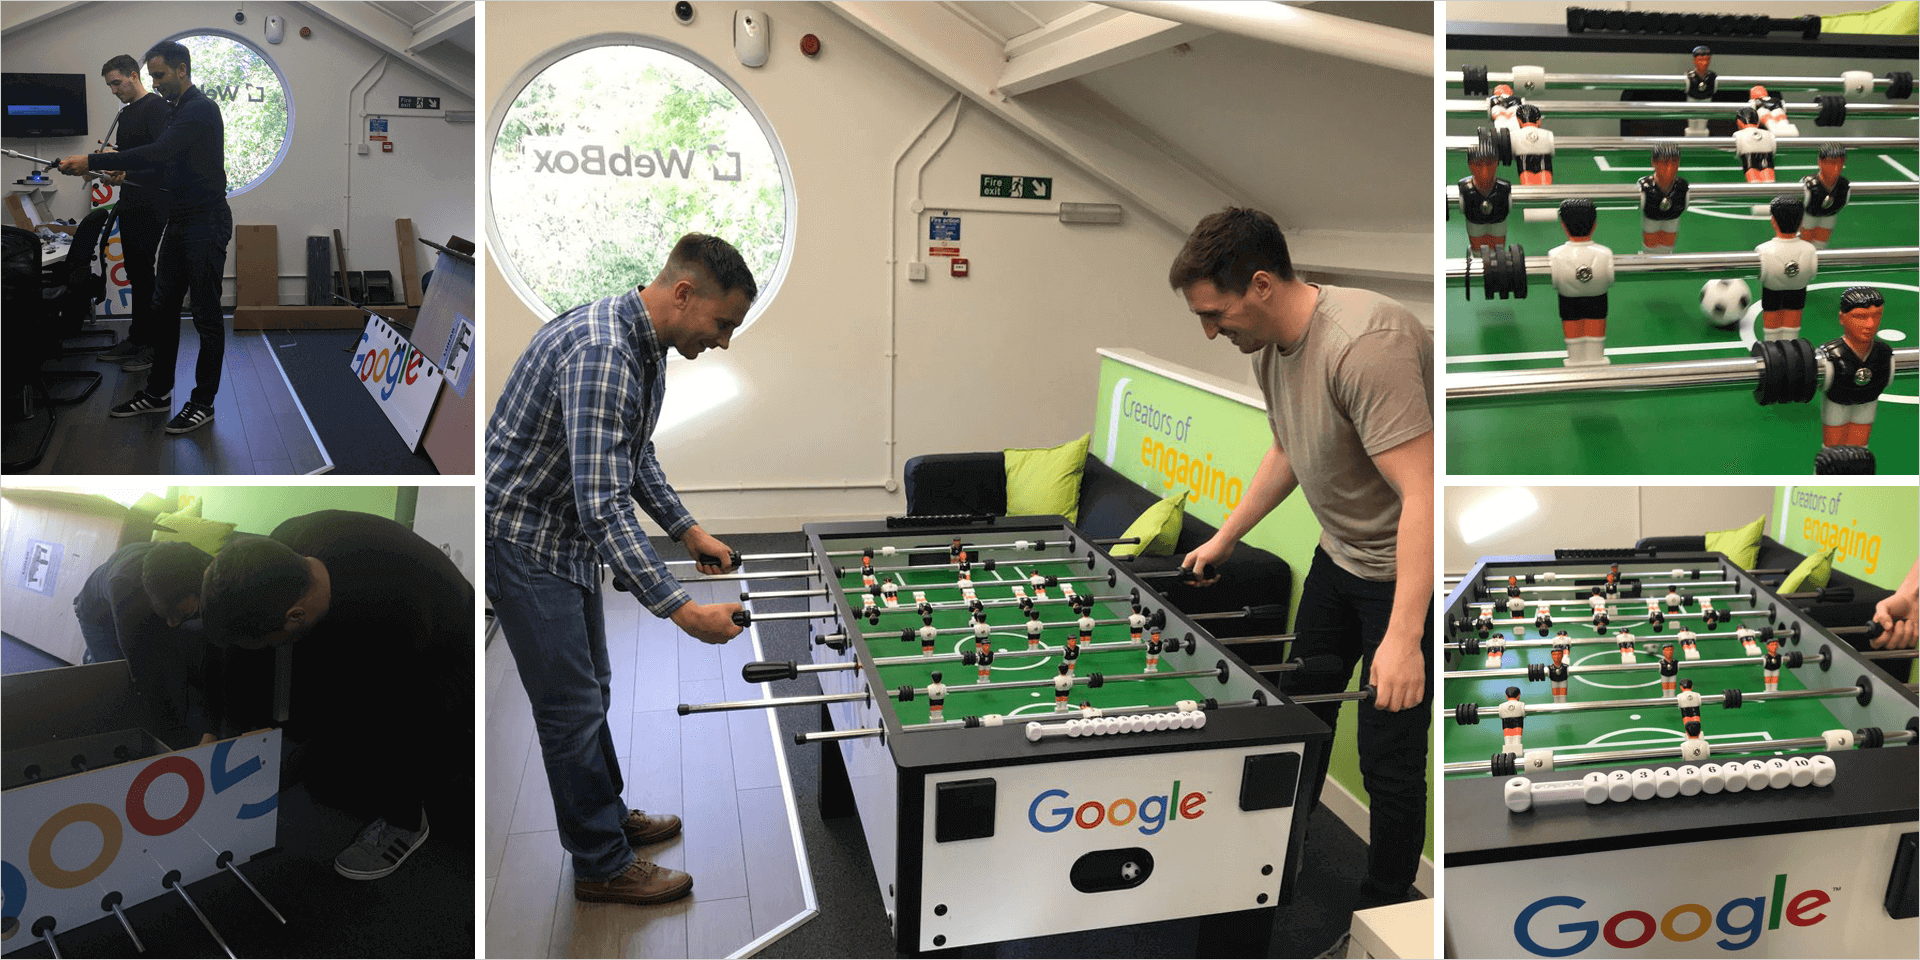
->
xmin=1180 ymin=442 xmax=1297 ymax=585
xmin=631 ymin=442 xmax=737 ymax=576
xmin=1871 ymin=559 xmax=1919 ymax=650
xmin=559 ymin=345 xmax=740 ymax=642
xmin=1368 ymin=431 xmax=1433 ymax=713
xmin=63 ymin=100 xmax=210 ymax=174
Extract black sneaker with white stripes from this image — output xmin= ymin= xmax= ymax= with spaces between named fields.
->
xmin=109 ymin=390 xmax=172 ymax=418
xmin=164 ymin=401 xmax=215 ymax=434
xmin=334 ymin=810 xmax=429 ymax=880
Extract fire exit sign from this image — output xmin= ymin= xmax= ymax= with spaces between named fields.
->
xmin=980 ymin=175 xmax=1051 ymax=199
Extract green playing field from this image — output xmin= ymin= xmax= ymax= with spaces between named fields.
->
xmin=1443 ymin=591 xmax=1851 ymax=780
xmin=1445 ymin=143 xmax=1919 ymax=475
xmin=838 ymin=555 xmax=1213 ymax=726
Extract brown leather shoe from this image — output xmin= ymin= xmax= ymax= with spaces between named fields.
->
xmin=574 ymin=857 xmax=693 ymax=905
xmin=622 ymin=809 xmax=682 ymax=846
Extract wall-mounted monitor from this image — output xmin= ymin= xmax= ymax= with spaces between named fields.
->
xmin=3 ymin=73 xmax=89 ymax=139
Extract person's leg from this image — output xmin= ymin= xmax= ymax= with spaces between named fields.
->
xmin=185 ymin=205 xmax=233 ymax=406
xmin=118 ymin=204 xmax=165 ymax=349
xmin=487 ymin=539 xmax=633 ymax=882
xmin=1348 ymin=577 xmax=1435 ymax=900
xmin=73 ymin=602 xmax=123 ymax=664
xmin=1278 ymin=547 xmax=1365 ymax=827
xmin=142 ymin=215 xmax=188 ymax=401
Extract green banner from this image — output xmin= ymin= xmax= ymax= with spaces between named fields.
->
xmin=1777 ymin=486 xmax=1918 ymax=590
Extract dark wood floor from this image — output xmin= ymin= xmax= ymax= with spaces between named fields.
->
xmin=13 ymin=317 xmax=331 ymax=475
xmin=486 ymin=576 xmax=814 ymax=958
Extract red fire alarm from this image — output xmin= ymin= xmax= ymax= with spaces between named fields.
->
xmin=950 ymin=258 xmax=969 ymax=277
xmin=382 ymin=141 xmax=393 ymax=153
xmin=800 ymin=33 xmax=822 ymax=57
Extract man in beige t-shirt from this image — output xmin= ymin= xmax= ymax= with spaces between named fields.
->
xmin=1170 ymin=207 xmax=1434 ymax=912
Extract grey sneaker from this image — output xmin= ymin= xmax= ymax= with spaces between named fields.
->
xmin=109 ymin=390 xmax=172 ymax=418
xmin=118 ymin=346 xmax=155 ymax=371
xmin=164 ymin=401 xmax=215 ymax=435
xmin=334 ymin=811 xmax=429 ymax=880
xmin=98 ymin=339 xmax=141 ymax=362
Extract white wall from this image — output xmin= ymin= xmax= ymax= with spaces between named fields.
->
xmin=1449 ymin=2 xmax=1885 ymax=24
xmin=485 ymin=0 xmax=1432 ymax=531
xmin=411 ymin=484 xmax=475 ymax=583
xmin=1443 ymin=485 xmax=1779 ymax=572
xmin=0 ymin=1 xmax=472 ymax=305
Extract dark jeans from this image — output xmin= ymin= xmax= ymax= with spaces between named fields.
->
xmin=146 ymin=202 xmax=232 ymax=405
xmin=74 ymin=599 xmax=124 ymax=663
xmin=486 ymin=538 xmax=633 ymax=881
xmin=1279 ymin=546 xmax=1433 ymax=894
xmin=116 ymin=201 xmax=167 ymax=348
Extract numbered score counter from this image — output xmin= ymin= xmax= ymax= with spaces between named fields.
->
xmin=348 ymin=241 xmax=475 ymax=474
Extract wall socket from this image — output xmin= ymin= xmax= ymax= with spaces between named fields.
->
xmin=906 ymin=261 xmax=929 ymax=281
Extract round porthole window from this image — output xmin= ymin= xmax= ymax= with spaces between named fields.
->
xmin=167 ymin=32 xmax=293 ymax=198
xmin=488 ymin=37 xmax=793 ymax=330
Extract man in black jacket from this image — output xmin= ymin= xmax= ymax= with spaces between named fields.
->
xmin=92 ymin=54 xmax=173 ymax=374
xmin=59 ymin=39 xmax=230 ymax=435
xmin=72 ymin=540 xmax=210 ymax=737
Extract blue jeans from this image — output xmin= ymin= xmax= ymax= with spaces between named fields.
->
xmin=74 ymin=599 xmax=123 ymax=663
xmin=486 ymin=538 xmax=633 ymax=881
xmin=146 ymin=202 xmax=231 ymax=405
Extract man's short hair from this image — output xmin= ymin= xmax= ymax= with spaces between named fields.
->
xmin=1840 ymin=286 xmax=1884 ymax=311
xmin=1558 ymin=199 xmax=1597 ymax=237
xmin=1734 ymin=106 xmax=1760 ymax=126
xmin=102 ymin=55 xmax=141 ymax=78
xmin=142 ymin=542 xmax=211 ymax=613
xmin=1651 ymin=143 xmax=1680 ymax=163
xmin=1167 ymin=207 xmax=1295 ymax=295
xmin=201 ymin=537 xmax=311 ymax=640
xmin=143 ymin=40 xmax=191 ymax=73
xmin=1467 ymin=144 xmax=1496 ymax=166
xmin=664 ymin=233 xmax=757 ymax=303
xmin=1515 ymin=103 xmax=1543 ymax=124
xmin=1691 ymin=45 xmax=1711 ymax=57
xmin=1819 ymin=142 xmax=1848 ymax=161
xmin=1769 ymin=196 xmax=1805 ymax=234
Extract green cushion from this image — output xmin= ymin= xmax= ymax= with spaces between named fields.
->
xmin=1111 ymin=492 xmax=1186 ymax=558
xmin=1780 ymin=546 xmax=1837 ymax=594
xmin=1704 ymin=515 xmax=1766 ymax=568
xmin=1004 ymin=433 xmax=1090 ymax=523
xmin=1821 ymin=1 xmax=1918 ymax=36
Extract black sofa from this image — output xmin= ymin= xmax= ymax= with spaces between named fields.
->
xmin=902 ymin=451 xmax=1292 ymax=638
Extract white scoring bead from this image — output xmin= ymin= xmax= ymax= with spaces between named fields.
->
xmin=1842 ymin=70 xmax=1874 ymax=97
xmin=1176 ymin=699 xmax=1199 ymax=713
xmin=1582 ymin=772 xmax=1610 ymax=805
xmin=1523 ymin=749 xmax=1555 ymax=773
xmin=1810 ymin=754 xmax=1837 ymax=787
xmin=1680 ymin=738 xmax=1711 ymax=762
xmin=1191 ymin=711 xmax=1207 ymax=730
xmin=1654 ymin=767 xmax=1681 ymax=799
xmin=982 ymin=714 xmax=1004 ymax=727
xmin=1505 ymin=777 xmax=1534 ymax=813
xmin=1065 ymin=720 xmax=1084 ymax=737
xmin=1540 ymin=572 xmax=1558 ymax=582
xmin=1723 ymin=762 xmax=1749 ymax=792
xmin=1026 ymin=722 xmax=1043 ymax=742
xmin=1677 ymin=764 xmax=1704 ymax=797
xmin=1763 ymin=758 xmax=1793 ymax=789
xmin=1013 ymin=540 xmax=1030 ymax=550
xmin=1607 ymin=770 xmax=1634 ymax=803
xmin=1786 ymin=755 xmax=1814 ymax=787
xmin=1630 ymin=768 xmax=1658 ymax=801
xmin=881 ymin=545 xmax=897 ymax=555
xmin=1512 ymin=64 xmax=1547 ymax=95
xmin=1700 ymin=763 xmax=1727 ymax=794
xmin=1822 ymin=728 xmax=1855 ymax=751
xmin=1671 ymin=569 xmax=1687 ymax=579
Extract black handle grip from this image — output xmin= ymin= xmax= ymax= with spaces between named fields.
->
xmin=1291 ymin=654 xmax=1344 ymax=677
xmin=1864 ymin=621 xmax=1886 ymax=641
xmin=698 ymin=548 xmax=742 ymax=569
xmin=732 ymin=609 xmax=752 ymax=627
xmin=1357 ymin=683 xmax=1377 ymax=704
xmin=742 ymin=661 xmax=799 ymax=683
xmin=1819 ymin=585 xmax=1855 ymax=604
xmin=1238 ymin=604 xmax=1288 ymax=622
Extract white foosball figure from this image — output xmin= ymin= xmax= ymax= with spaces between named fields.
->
xmin=1763 ymin=641 xmax=1783 ymax=692
xmin=1507 ymin=592 xmax=1527 ymax=617
xmin=1757 ymin=197 xmax=1817 ymax=340
xmin=1549 ymin=199 xmax=1614 ymax=367
xmin=1029 ymin=573 xmax=1050 ymax=598
xmin=1026 ymin=614 xmax=1044 ymax=651
xmin=1589 ymin=590 xmax=1608 ymax=616
xmin=1677 ymin=679 xmax=1703 ymax=737
xmin=1534 ymin=601 xmax=1555 ymax=636
xmin=1128 ymin=609 xmax=1147 ymax=643
xmin=927 ymin=671 xmax=948 ymax=723
xmin=919 ymin=620 xmax=940 ymax=656
xmin=1054 ymin=664 xmax=1074 ymax=712
xmin=1800 ymin=145 xmax=1852 ymax=249
xmin=1737 ymin=625 xmax=1762 ymax=657
xmin=1646 ymin=602 xmax=1666 ymax=632
xmin=1664 ymin=588 xmax=1684 ymax=613
xmin=1499 ymin=686 xmax=1527 ymax=755
xmin=1617 ymin=631 xmax=1639 ymax=664
xmin=1678 ymin=626 xmax=1700 ymax=660
xmin=1658 ymin=645 xmax=1680 ymax=697
xmin=1513 ymin=104 xmax=1555 ymax=186
xmin=1145 ymin=629 xmax=1163 ymax=674
xmin=1077 ymin=613 xmax=1097 ymax=646
xmin=1486 ymin=633 xmax=1507 ymax=669
xmin=1747 ymin=85 xmax=1789 ymax=129
xmin=1733 ymin=108 xmax=1778 ymax=183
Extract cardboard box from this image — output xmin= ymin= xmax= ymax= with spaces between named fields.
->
xmin=234 ymin=224 xmax=278 ymax=307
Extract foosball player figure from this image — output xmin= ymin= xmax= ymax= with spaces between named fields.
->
xmin=977 ymin=644 xmax=995 ymax=684
xmin=1659 ymin=644 xmax=1680 ymax=697
xmin=1678 ymin=626 xmax=1701 ymax=660
xmin=1534 ymin=601 xmax=1555 ymax=637
xmin=1551 ymin=199 xmax=1615 ymax=367
xmin=1548 ymin=643 xmax=1571 ymax=703
xmin=1475 ymin=608 xmax=1495 ymax=637
xmin=1736 ymin=624 xmax=1762 ymax=656
xmin=1757 ymin=197 xmax=1816 ymax=340
xmin=1677 ymin=679 xmax=1704 ymax=737
xmin=957 ymin=559 xmax=972 ymax=583
xmin=1506 ymin=590 xmax=1528 ymax=618
xmin=1800 ymin=145 xmax=1851 ymax=249
xmin=1606 ymin=566 xmax=1622 ymax=596
xmin=1486 ymin=633 xmax=1507 ymax=669
xmin=1702 ymin=605 xmax=1722 ymax=631
xmin=862 ymin=596 xmax=881 ymax=623
xmin=1077 ymin=610 xmax=1097 ymax=647
xmin=1499 ymin=686 xmax=1527 ymax=755
xmin=1028 ymin=572 xmax=1050 ymax=599
xmin=1054 ymin=663 xmax=1074 ymax=712
xmin=1618 ymin=630 xmax=1639 ymax=663
xmin=1748 ymin=86 xmax=1792 ymax=132
xmin=950 ymin=537 xmax=966 ymax=563
xmin=1128 ymin=605 xmax=1148 ymax=643
xmin=1816 ymin=286 xmax=1892 ymax=450
xmin=1507 ymin=575 xmax=1522 ymax=600
xmin=1665 ymin=587 xmax=1685 ymax=614
xmin=1144 ymin=628 xmax=1163 ymax=674
xmin=1026 ymin=612 xmax=1045 ymax=651
xmin=1513 ymin=103 xmax=1555 ymax=186
xmin=919 ymin=618 xmax=939 ymax=656
xmin=1460 ymin=144 xmax=1512 ymax=253
xmin=972 ymin=616 xmax=993 ymax=655
xmin=1647 ymin=602 xmax=1666 ymax=633
xmin=927 ymin=671 xmax=948 ymax=723
xmin=1062 ymin=635 xmax=1081 ymax=676
xmin=1762 ymin=640 xmax=1783 ymax=692
xmin=1733 ymin=107 xmax=1778 ymax=183
xmin=881 ymin=580 xmax=899 ymax=606
xmin=1685 ymin=45 xmax=1717 ymax=136
xmin=860 ymin=553 xmax=876 ymax=587
xmin=1487 ymin=83 xmax=1523 ymax=137
xmin=1639 ymin=144 xmax=1690 ymax=253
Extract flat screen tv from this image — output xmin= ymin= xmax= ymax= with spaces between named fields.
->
xmin=3 ymin=73 xmax=89 ymax=139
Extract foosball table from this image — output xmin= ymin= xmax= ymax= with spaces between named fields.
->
xmin=1440 ymin=551 xmax=1917 ymax=958
xmin=679 ymin=516 xmax=1342 ymax=956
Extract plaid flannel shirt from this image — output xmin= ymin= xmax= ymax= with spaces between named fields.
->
xmin=486 ymin=287 xmax=695 ymax=617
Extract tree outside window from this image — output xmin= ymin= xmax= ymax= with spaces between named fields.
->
xmin=173 ymin=33 xmax=291 ymax=196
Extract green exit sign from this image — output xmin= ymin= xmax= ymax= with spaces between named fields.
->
xmin=980 ymin=174 xmax=1052 ymax=199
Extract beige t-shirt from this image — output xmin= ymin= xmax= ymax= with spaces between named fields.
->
xmin=1252 ymin=284 xmax=1433 ymax=581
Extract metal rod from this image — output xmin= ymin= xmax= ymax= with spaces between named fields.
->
xmin=1449 ymin=568 xmax=1782 ymax=582
xmin=907 ymin=667 xmax=1221 ymax=699
xmin=1446 ymin=626 xmax=1760 ymax=651
xmin=678 ymin=568 xmax=820 ymax=582
xmin=895 ymin=697 xmax=1266 ymax=734
xmin=1447 ymin=654 xmax=1760 ymax=680
xmin=1447 ymin=245 xmax=1916 ymax=280
xmin=165 ymin=879 xmax=236 ymax=959
xmin=1474 ymin=580 xmax=1741 ymax=596
xmin=1447 ymin=70 xmax=1912 ymax=92
xmin=872 ymin=638 xmax=1153 ymax=666
xmin=0 ymin=146 xmax=168 ymax=191
xmin=222 ymin=859 xmax=287 ymax=924
xmin=859 ymin=615 xmax=1133 ymax=643
xmin=822 ymin=536 xmax=1097 ymax=560
xmin=679 ymin=690 xmax=870 ymax=714
xmin=847 ymin=588 xmax=1133 ymax=613
xmin=1459 ymin=685 xmax=1860 ymax=717
xmin=1864 ymin=648 xmax=1920 ymax=660
xmin=1293 ymin=689 xmax=1373 ymax=705
xmin=1445 ymin=135 xmax=1918 ymax=152
xmin=741 ymin=587 xmax=828 ymax=601
xmin=1217 ymin=633 xmax=1296 ymax=645
xmin=661 ymin=551 xmax=813 ymax=565
xmin=744 ymin=608 xmax=840 ymax=622
xmin=1449 ymin=348 xmax=1920 ymax=401
xmin=31 ymin=919 xmax=62 ymax=959
xmin=1445 ymin=729 xmax=1918 ymax=775
xmin=1446 ymin=98 xmax=1918 ymax=117
xmin=795 ymin=727 xmax=883 ymax=743
xmin=1443 ymin=179 xmax=1916 ymax=209
xmin=109 ymin=902 xmax=143 ymax=953
xmin=1472 ymin=603 xmax=1755 ymax=626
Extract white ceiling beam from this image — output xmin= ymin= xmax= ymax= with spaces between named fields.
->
xmin=408 ymin=2 xmax=474 ymax=55
xmin=998 ymin=7 xmax=1210 ymax=97
xmin=824 ymin=0 xmax=1237 ymax=235
xmin=1 ymin=1 xmax=90 ymax=36
xmin=1095 ymin=1 xmax=1432 ymax=78
xmin=298 ymin=1 xmax=472 ymax=97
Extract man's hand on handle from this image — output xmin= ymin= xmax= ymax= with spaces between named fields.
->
xmin=672 ymin=601 xmax=743 ymax=644
xmin=1181 ymin=533 xmax=1235 ymax=587
xmin=682 ymin=524 xmax=739 ymax=575
xmin=1369 ymin=634 xmax=1427 ymax=713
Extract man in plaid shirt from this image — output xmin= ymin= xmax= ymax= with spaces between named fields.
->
xmin=487 ymin=233 xmax=754 ymax=906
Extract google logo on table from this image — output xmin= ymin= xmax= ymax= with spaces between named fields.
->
xmin=1027 ymin=781 xmax=1207 ymax=836
xmin=1513 ymin=875 xmax=1832 ymax=956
